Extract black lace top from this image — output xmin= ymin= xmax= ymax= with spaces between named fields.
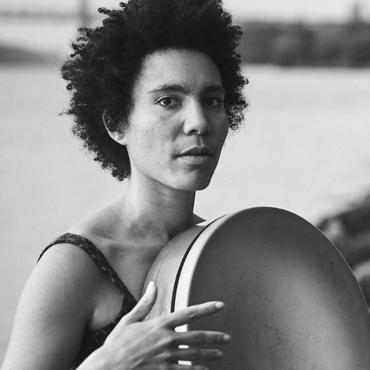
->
xmin=38 ymin=233 xmax=138 ymax=368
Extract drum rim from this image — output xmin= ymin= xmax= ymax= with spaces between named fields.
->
xmin=171 ymin=214 xmax=225 ymax=312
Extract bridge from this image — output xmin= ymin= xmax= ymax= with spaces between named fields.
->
xmin=0 ymin=0 xmax=93 ymax=27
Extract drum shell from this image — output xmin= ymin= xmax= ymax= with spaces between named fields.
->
xmin=144 ymin=207 xmax=370 ymax=369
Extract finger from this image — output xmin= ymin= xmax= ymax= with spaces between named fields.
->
xmin=164 ymin=301 xmax=224 ymax=328
xmin=173 ymin=330 xmax=231 ymax=346
xmin=155 ymin=348 xmax=223 ymax=363
xmin=138 ymin=363 xmax=209 ymax=370
xmin=122 ymin=281 xmax=157 ymax=324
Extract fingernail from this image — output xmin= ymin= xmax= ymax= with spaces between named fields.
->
xmin=216 ymin=350 xmax=223 ymax=357
xmin=223 ymin=334 xmax=231 ymax=342
xmin=214 ymin=301 xmax=224 ymax=309
xmin=146 ymin=281 xmax=155 ymax=291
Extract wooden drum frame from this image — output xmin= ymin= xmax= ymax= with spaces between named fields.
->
xmin=144 ymin=207 xmax=370 ymax=369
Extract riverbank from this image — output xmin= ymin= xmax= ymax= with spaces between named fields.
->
xmin=0 ymin=43 xmax=58 ymax=65
xmin=318 ymin=194 xmax=370 ymax=305
xmin=239 ymin=20 xmax=370 ymax=67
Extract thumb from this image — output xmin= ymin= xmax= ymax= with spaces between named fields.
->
xmin=124 ymin=281 xmax=157 ymax=324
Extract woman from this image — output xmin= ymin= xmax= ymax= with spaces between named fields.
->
xmin=1 ymin=0 xmax=247 ymax=369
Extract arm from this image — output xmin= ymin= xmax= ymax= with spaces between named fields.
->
xmin=1 ymin=244 xmax=99 ymax=370
xmin=2 ymin=246 xmax=230 ymax=370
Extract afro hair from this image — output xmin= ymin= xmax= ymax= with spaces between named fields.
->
xmin=61 ymin=0 xmax=247 ymax=180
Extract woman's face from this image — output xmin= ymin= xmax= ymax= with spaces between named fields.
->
xmin=120 ymin=48 xmax=229 ymax=192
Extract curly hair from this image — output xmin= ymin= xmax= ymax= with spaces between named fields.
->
xmin=61 ymin=0 xmax=247 ymax=180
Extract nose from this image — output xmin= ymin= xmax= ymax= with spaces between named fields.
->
xmin=183 ymin=100 xmax=211 ymax=136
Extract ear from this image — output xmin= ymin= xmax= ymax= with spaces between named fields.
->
xmin=102 ymin=110 xmax=127 ymax=145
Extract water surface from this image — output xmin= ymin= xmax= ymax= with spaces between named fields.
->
xmin=1 ymin=65 xmax=370 ymax=359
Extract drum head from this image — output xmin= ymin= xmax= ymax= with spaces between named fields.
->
xmin=146 ymin=207 xmax=370 ymax=369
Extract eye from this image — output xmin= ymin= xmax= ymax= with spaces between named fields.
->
xmin=204 ymin=97 xmax=224 ymax=108
xmin=157 ymin=96 xmax=180 ymax=108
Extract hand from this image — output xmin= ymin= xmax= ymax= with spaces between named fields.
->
xmin=86 ymin=282 xmax=230 ymax=370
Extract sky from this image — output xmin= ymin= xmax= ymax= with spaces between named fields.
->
xmin=0 ymin=0 xmax=369 ymax=22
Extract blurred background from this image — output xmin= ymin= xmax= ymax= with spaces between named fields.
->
xmin=1 ymin=0 xmax=370 ymax=361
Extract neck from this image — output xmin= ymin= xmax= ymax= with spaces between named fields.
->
xmin=116 ymin=173 xmax=197 ymax=248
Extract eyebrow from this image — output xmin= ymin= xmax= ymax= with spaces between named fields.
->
xmin=148 ymin=83 xmax=225 ymax=95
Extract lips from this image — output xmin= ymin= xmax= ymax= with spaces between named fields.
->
xmin=178 ymin=147 xmax=213 ymax=157
xmin=177 ymin=147 xmax=213 ymax=165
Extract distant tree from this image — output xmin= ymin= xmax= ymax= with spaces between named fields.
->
xmin=238 ymin=19 xmax=370 ymax=67
xmin=239 ymin=22 xmax=281 ymax=63
xmin=271 ymin=23 xmax=315 ymax=66
xmin=344 ymin=32 xmax=370 ymax=66
xmin=349 ymin=1 xmax=364 ymax=25
xmin=314 ymin=26 xmax=347 ymax=66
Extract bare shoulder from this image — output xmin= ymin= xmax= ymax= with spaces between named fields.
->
xmin=2 ymin=244 xmax=101 ymax=370
xmin=36 ymin=241 xmax=104 ymax=297
xmin=19 ymin=243 xmax=100 ymax=336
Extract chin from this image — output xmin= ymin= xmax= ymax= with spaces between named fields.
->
xmin=174 ymin=174 xmax=213 ymax=192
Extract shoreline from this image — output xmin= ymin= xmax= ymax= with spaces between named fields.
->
xmin=0 ymin=43 xmax=59 ymax=65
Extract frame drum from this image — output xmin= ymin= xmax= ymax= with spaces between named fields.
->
xmin=144 ymin=207 xmax=370 ymax=369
